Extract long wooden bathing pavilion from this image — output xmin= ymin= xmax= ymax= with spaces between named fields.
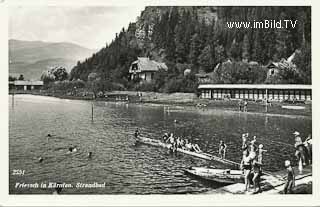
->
xmin=198 ymin=84 xmax=312 ymax=101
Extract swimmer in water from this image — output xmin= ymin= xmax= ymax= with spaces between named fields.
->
xmin=38 ymin=157 xmax=44 ymax=163
xmin=88 ymin=152 xmax=92 ymax=158
xmin=68 ymin=146 xmax=78 ymax=153
xmin=46 ymin=133 xmax=52 ymax=142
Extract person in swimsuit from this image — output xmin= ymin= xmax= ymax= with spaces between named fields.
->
xmin=250 ymin=136 xmax=257 ymax=146
xmin=304 ymin=134 xmax=312 ymax=164
xmin=162 ymin=133 xmax=169 ymax=142
xmin=241 ymin=150 xmax=252 ymax=192
xmin=293 ymin=131 xmax=306 ymax=165
xmin=248 ymin=143 xmax=257 ymax=160
xmin=134 ymin=128 xmax=140 ymax=138
xmin=283 ymin=160 xmax=295 ymax=194
xmin=244 ymin=101 xmax=248 ymax=112
xmin=242 ymin=133 xmax=249 ymax=154
xmin=180 ymin=139 xmax=185 ymax=149
xmin=167 ymin=134 xmax=175 ymax=152
xmin=185 ymin=139 xmax=192 ymax=151
xmin=252 ymin=160 xmax=262 ymax=193
xmin=238 ymin=100 xmax=243 ymax=112
xmin=166 ymin=133 xmax=174 ymax=143
xmin=218 ymin=140 xmax=227 ymax=159
xmin=87 ymin=152 xmax=93 ymax=158
xmin=257 ymin=144 xmax=267 ymax=164
xmin=192 ymin=143 xmax=202 ymax=153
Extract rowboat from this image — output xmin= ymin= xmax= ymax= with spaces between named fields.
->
xmin=184 ymin=166 xmax=244 ymax=184
xmin=136 ymin=136 xmax=240 ymax=167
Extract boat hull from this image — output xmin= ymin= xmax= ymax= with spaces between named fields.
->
xmin=184 ymin=167 xmax=244 ymax=184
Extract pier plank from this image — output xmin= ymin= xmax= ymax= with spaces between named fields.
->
xmin=206 ymin=165 xmax=312 ymax=194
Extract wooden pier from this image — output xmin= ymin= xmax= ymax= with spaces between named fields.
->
xmin=206 ymin=165 xmax=312 ymax=194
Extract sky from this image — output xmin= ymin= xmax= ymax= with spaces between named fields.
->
xmin=9 ymin=6 xmax=145 ymax=50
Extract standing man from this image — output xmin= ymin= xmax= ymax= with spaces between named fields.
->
xmin=252 ymin=160 xmax=262 ymax=193
xmin=238 ymin=100 xmax=243 ymax=112
xmin=293 ymin=131 xmax=306 ymax=166
xmin=283 ymin=160 xmax=295 ymax=194
xmin=241 ymin=133 xmax=249 ymax=154
xmin=304 ymin=134 xmax=312 ymax=164
xmin=218 ymin=140 xmax=227 ymax=159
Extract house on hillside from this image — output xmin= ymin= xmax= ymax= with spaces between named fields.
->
xmin=129 ymin=57 xmax=168 ymax=82
xmin=266 ymin=52 xmax=297 ymax=79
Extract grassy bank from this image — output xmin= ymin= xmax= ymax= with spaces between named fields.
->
xmin=9 ymin=89 xmax=312 ymax=117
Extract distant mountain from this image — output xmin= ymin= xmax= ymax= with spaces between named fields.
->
xmin=9 ymin=39 xmax=96 ymax=80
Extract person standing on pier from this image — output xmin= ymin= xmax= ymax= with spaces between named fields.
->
xmin=243 ymin=101 xmax=248 ymax=112
xmin=240 ymin=150 xmax=252 ymax=192
xmin=241 ymin=133 xmax=249 ymax=154
xmin=238 ymin=100 xmax=243 ymax=112
xmin=257 ymin=144 xmax=267 ymax=164
xmin=283 ymin=160 xmax=295 ymax=194
xmin=304 ymin=134 xmax=312 ymax=164
xmin=293 ymin=131 xmax=306 ymax=166
xmin=218 ymin=140 xmax=227 ymax=159
xmin=252 ymin=160 xmax=262 ymax=193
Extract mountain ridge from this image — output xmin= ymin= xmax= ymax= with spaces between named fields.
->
xmin=9 ymin=39 xmax=97 ymax=80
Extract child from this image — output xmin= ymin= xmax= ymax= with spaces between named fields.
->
xmin=283 ymin=160 xmax=295 ymax=194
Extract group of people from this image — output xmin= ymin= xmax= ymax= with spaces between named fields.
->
xmin=135 ymin=127 xmax=311 ymax=194
xmin=240 ymin=133 xmax=267 ymax=193
xmin=239 ymin=131 xmax=312 ymax=194
xmin=238 ymin=100 xmax=248 ymax=112
xmin=162 ymin=133 xmax=202 ymax=153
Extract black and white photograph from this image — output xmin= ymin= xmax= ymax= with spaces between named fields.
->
xmin=3 ymin=0 xmax=319 ymax=205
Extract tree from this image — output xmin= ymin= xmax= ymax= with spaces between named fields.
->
xmin=229 ymin=38 xmax=240 ymax=60
xmin=293 ymin=44 xmax=311 ymax=84
xmin=198 ymin=45 xmax=214 ymax=72
xmin=53 ymin=67 xmax=68 ymax=81
xmin=189 ymin=34 xmax=202 ymax=66
xmin=41 ymin=66 xmax=68 ymax=84
xmin=214 ymin=44 xmax=226 ymax=64
xmin=9 ymin=76 xmax=17 ymax=81
xmin=242 ymin=34 xmax=250 ymax=61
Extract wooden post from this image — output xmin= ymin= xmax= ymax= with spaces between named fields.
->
xmin=265 ymin=88 xmax=268 ymax=112
xmin=91 ymin=103 xmax=94 ymax=121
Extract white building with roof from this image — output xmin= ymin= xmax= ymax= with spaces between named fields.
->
xmin=198 ymin=84 xmax=312 ymax=101
xmin=9 ymin=80 xmax=43 ymax=90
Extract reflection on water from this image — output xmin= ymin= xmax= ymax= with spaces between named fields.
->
xmin=9 ymin=95 xmax=312 ymax=194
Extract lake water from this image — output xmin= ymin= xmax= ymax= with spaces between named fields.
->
xmin=9 ymin=94 xmax=312 ymax=194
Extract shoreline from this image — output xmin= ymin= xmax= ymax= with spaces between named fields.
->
xmin=9 ymin=90 xmax=312 ymax=118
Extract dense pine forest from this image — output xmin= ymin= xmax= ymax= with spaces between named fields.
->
xmin=69 ymin=6 xmax=311 ymax=93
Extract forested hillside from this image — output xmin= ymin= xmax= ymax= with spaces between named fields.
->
xmin=70 ymin=6 xmax=311 ymax=93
